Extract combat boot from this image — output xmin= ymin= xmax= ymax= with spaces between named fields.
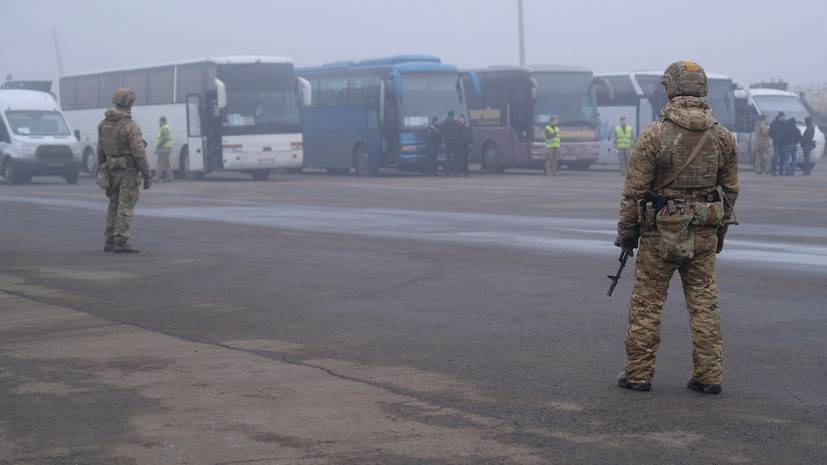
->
xmin=687 ymin=378 xmax=722 ymax=395
xmin=104 ymin=239 xmax=115 ymax=252
xmin=617 ymin=371 xmax=651 ymax=392
xmin=113 ymin=241 xmax=140 ymax=254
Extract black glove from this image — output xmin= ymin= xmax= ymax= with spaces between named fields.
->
xmin=143 ymin=176 xmax=152 ymax=190
xmin=615 ymin=235 xmax=638 ymax=255
xmin=716 ymin=226 xmax=727 ymax=254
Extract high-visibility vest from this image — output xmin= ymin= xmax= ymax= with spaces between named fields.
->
xmin=544 ymin=125 xmax=561 ymax=149
xmin=156 ymin=123 xmax=173 ymax=151
xmin=615 ymin=125 xmax=633 ymax=150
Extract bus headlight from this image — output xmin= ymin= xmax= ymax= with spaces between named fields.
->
xmin=400 ymin=145 xmax=417 ymax=153
xmin=291 ymin=142 xmax=303 ymax=151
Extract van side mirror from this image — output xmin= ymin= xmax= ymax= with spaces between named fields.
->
xmin=214 ymin=78 xmax=227 ymax=110
xmin=74 ymin=129 xmax=81 ymax=141
xmin=297 ymin=77 xmax=312 ymax=107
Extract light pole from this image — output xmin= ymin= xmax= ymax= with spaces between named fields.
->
xmin=517 ymin=0 xmax=526 ymax=66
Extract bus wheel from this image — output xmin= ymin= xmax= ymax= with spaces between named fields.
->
xmin=177 ymin=146 xmax=195 ymax=179
xmin=482 ymin=143 xmax=501 ymax=173
xmin=354 ymin=144 xmax=373 ymax=176
xmin=250 ymin=170 xmax=271 ymax=181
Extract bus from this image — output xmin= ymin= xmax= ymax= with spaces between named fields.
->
xmin=733 ymin=87 xmax=824 ymax=168
xmin=466 ymin=65 xmax=601 ymax=172
xmin=59 ymin=56 xmax=311 ymax=181
xmin=298 ymin=55 xmax=479 ymax=175
xmin=595 ymin=71 xmax=736 ymax=166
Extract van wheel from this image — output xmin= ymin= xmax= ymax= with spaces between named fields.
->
xmin=83 ymin=149 xmax=97 ymax=175
xmin=354 ymin=144 xmax=374 ymax=176
xmin=4 ymin=161 xmax=29 ymax=185
xmin=64 ymin=167 xmax=80 ymax=185
xmin=250 ymin=170 xmax=271 ymax=181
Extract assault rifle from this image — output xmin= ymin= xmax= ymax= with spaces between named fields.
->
xmin=607 ymin=248 xmax=633 ymax=297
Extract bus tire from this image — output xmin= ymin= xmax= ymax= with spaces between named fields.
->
xmin=482 ymin=142 xmax=501 ymax=173
xmin=250 ymin=170 xmax=271 ymax=181
xmin=354 ymin=144 xmax=374 ymax=176
xmin=83 ymin=148 xmax=97 ymax=176
xmin=176 ymin=145 xmax=203 ymax=179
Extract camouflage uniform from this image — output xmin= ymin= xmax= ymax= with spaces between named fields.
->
xmin=97 ymin=88 xmax=151 ymax=252
xmin=617 ymin=62 xmax=739 ymax=387
xmin=753 ymin=118 xmax=771 ymax=175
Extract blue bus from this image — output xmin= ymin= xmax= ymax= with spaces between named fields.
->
xmin=298 ymin=55 xmax=479 ymax=175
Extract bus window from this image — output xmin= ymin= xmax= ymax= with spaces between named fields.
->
xmin=147 ymin=67 xmax=174 ymax=105
xmin=319 ymin=77 xmax=348 ymax=107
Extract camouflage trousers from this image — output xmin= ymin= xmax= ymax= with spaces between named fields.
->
xmin=754 ymin=147 xmax=771 ymax=174
xmin=105 ymin=171 xmax=141 ymax=243
xmin=617 ymin=148 xmax=630 ymax=176
xmin=155 ymin=150 xmax=173 ymax=182
xmin=545 ymin=148 xmax=560 ymax=176
xmin=625 ymin=229 xmax=723 ymax=385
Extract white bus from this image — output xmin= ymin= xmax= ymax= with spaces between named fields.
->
xmin=733 ymin=87 xmax=824 ymax=169
xmin=59 ymin=56 xmax=311 ymax=181
xmin=594 ymin=71 xmax=735 ymax=166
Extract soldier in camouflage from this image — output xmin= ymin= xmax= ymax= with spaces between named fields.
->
xmin=753 ymin=114 xmax=771 ymax=175
xmin=615 ymin=61 xmax=739 ymax=394
xmin=97 ymin=88 xmax=151 ymax=253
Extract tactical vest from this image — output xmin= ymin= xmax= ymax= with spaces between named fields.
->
xmin=615 ymin=125 xmax=633 ymax=149
xmin=653 ymin=120 xmax=722 ymax=198
xmin=100 ymin=118 xmax=137 ymax=170
xmin=545 ymin=125 xmax=561 ymax=149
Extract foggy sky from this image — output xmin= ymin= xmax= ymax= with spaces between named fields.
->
xmin=2 ymin=0 xmax=824 ymax=88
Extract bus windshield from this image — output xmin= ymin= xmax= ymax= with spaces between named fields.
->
xmin=218 ymin=63 xmax=300 ymax=135
xmin=399 ymin=73 xmax=464 ymax=128
xmin=532 ymin=72 xmax=598 ymax=126
xmin=4 ymin=110 xmax=71 ymax=136
xmin=754 ymin=95 xmax=810 ymax=123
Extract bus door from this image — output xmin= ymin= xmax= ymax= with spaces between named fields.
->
xmin=186 ymin=94 xmax=206 ymax=172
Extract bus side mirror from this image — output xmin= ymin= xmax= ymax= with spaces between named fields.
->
xmin=391 ymin=71 xmax=403 ymax=99
xmin=297 ymin=77 xmax=312 ymax=107
xmin=530 ymin=77 xmax=538 ymax=101
xmin=214 ymin=78 xmax=227 ymax=110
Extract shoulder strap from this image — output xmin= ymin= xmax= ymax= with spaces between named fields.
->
xmin=656 ymin=128 xmax=711 ymax=192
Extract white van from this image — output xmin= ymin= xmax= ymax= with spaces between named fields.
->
xmin=0 ymin=89 xmax=81 ymax=184
xmin=734 ymin=88 xmax=824 ymax=169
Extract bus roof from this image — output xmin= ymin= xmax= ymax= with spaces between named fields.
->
xmin=596 ymin=71 xmax=732 ymax=81
xmin=0 ymin=89 xmax=60 ymax=111
xmin=299 ymin=55 xmax=458 ymax=75
xmin=60 ymin=56 xmax=293 ymax=78
xmin=744 ymin=88 xmax=799 ymax=98
xmin=479 ymin=64 xmax=592 ymax=74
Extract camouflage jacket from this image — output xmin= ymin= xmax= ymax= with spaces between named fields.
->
xmin=754 ymin=119 xmax=771 ymax=150
xmin=617 ymin=96 xmax=739 ymax=240
xmin=96 ymin=107 xmax=150 ymax=178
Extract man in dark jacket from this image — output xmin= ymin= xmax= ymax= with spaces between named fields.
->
xmin=768 ymin=112 xmax=786 ymax=175
xmin=801 ymin=116 xmax=816 ymax=175
xmin=425 ymin=117 xmax=441 ymax=175
xmin=457 ymin=114 xmax=473 ymax=177
xmin=439 ymin=111 xmax=464 ymax=176
xmin=783 ymin=118 xmax=801 ymax=175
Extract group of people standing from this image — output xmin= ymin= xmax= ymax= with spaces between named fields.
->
xmin=754 ymin=112 xmax=817 ymax=175
xmin=425 ymin=111 xmax=472 ymax=176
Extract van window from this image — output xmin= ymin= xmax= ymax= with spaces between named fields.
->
xmin=5 ymin=111 xmax=71 ymax=136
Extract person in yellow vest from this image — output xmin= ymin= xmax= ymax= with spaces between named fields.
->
xmin=614 ymin=116 xmax=634 ymax=175
xmin=154 ymin=116 xmax=174 ymax=182
xmin=544 ymin=116 xmax=561 ymax=176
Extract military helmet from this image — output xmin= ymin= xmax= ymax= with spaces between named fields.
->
xmin=112 ymin=88 xmax=136 ymax=108
xmin=661 ymin=61 xmax=708 ymax=99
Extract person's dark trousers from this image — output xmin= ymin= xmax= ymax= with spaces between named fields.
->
xmin=784 ymin=143 xmax=797 ymax=175
xmin=426 ymin=145 xmax=438 ymax=175
xmin=460 ymin=148 xmax=470 ymax=176
xmin=771 ymin=144 xmax=782 ymax=175
xmin=802 ymin=146 xmax=813 ymax=175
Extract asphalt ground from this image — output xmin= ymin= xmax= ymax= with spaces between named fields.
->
xmin=1 ymin=166 xmax=826 ymax=464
